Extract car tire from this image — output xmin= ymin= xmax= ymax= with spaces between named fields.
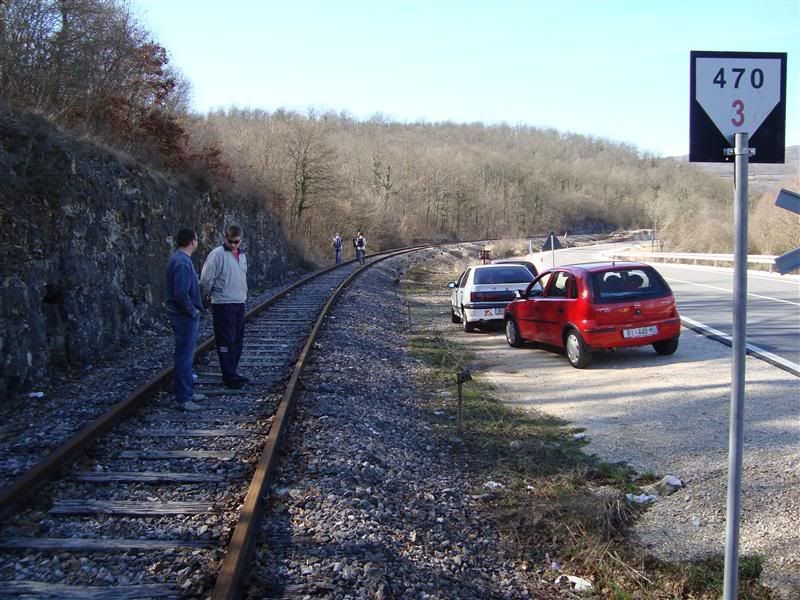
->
xmin=565 ymin=328 xmax=592 ymax=368
xmin=461 ymin=307 xmax=476 ymax=333
xmin=653 ymin=336 xmax=679 ymax=356
xmin=505 ymin=318 xmax=524 ymax=348
xmin=451 ymin=307 xmax=462 ymax=323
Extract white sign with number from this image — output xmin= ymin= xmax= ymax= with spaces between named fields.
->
xmin=695 ymin=57 xmax=782 ymax=142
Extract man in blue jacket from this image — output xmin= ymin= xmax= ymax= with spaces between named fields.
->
xmin=165 ymin=228 xmax=204 ymax=411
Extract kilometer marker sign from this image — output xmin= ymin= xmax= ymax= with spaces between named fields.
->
xmin=690 ymin=51 xmax=786 ymax=163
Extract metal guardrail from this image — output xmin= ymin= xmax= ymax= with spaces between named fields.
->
xmin=606 ymin=251 xmax=779 ymax=272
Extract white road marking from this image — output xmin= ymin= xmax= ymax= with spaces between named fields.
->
xmin=681 ymin=316 xmax=800 ymax=377
xmin=666 ymin=277 xmax=800 ymax=307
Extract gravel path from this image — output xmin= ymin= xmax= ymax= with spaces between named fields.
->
xmin=425 ymin=249 xmax=800 ymax=598
xmin=249 ymin=253 xmax=563 ymax=598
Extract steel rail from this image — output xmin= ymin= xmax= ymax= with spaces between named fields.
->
xmin=211 ymin=246 xmax=428 ymax=600
xmin=0 ymin=250 xmax=401 ymax=521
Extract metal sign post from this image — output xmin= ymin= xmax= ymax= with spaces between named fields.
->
xmin=724 ymin=132 xmax=749 ymax=600
xmin=690 ymin=51 xmax=786 ymax=600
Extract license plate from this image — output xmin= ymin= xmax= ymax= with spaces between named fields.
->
xmin=623 ymin=325 xmax=658 ymax=339
xmin=494 ymin=308 xmax=505 ymax=315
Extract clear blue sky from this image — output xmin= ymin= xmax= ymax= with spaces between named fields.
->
xmin=133 ymin=0 xmax=799 ymax=158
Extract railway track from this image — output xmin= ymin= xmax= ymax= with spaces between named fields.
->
xmin=0 ymin=246 xmax=429 ymax=599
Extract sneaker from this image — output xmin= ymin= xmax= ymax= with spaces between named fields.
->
xmin=179 ymin=400 xmax=202 ymax=412
xmin=192 ymin=373 xmax=199 ymax=382
xmin=232 ymin=374 xmax=249 ymax=384
xmin=224 ymin=380 xmax=244 ymax=390
xmin=192 ymin=393 xmax=207 ymax=401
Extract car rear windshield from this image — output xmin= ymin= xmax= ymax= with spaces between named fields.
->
xmin=590 ymin=267 xmax=669 ymax=302
xmin=474 ymin=266 xmax=534 ymax=285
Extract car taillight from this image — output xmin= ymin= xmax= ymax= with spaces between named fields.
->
xmin=470 ymin=291 xmax=514 ymax=302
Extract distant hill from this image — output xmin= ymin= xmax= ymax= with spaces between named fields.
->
xmin=678 ymin=146 xmax=799 ymax=197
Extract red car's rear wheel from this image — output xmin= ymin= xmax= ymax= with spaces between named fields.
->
xmin=653 ymin=336 xmax=679 ymax=356
xmin=565 ymin=328 xmax=592 ymax=368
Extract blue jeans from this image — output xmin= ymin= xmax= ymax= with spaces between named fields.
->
xmin=356 ymin=249 xmax=365 ymax=264
xmin=335 ymin=248 xmax=342 ymax=264
xmin=169 ymin=312 xmax=199 ymax=403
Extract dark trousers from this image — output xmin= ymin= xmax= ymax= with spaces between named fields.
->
xmin=169 ymin=312 xmax=199 ymax=403
xmin=212 ymin=303 xmax=245 ymax=382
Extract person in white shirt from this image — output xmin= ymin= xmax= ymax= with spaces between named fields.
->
xmin=200 ymin=224 xmax=249 ymax=389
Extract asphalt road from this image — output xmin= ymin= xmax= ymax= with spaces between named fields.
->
xmin=538 ymin=243 xmax=800 ymax=372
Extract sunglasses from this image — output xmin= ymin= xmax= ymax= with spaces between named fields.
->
xmin=227 ymin=238 xmax=242 ymax=245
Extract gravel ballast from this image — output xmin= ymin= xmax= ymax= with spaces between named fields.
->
xmin=250 ymin=253 xmax=561 ymax=598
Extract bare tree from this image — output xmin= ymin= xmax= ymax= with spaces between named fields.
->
xmin=286 ymin=119 xmax=340 ymax=233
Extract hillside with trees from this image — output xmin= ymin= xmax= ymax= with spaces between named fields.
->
xmin=195 ymin=108 xmax=764 ymax=258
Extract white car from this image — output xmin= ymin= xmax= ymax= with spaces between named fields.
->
xmin=448 ymin=264 xmax=535 ymax=332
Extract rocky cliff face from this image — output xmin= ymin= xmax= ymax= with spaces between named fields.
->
xmin=0 ymin=109 xmax=290 ymax=403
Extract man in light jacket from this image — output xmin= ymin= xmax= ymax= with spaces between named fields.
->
xmin=200 ymin=224 xmax=249 ymax=389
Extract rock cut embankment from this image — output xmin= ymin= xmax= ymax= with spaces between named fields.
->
xmin=0 ymin=108 xmax=290 ymax=403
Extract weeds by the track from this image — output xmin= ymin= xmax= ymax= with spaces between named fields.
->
xmin=404 ymin=262 xmax=771 ymax=599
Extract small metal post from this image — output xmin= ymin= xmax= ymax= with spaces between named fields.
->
xmin=551 ymin=234 xmax=556 ymax=267
xmin=723 ymin=132 xmax=749 ymax=600
xmin=457 ymin=378 xmax=463 ymax=433
xmin=455 ymin=368 xmax=471 ymax=434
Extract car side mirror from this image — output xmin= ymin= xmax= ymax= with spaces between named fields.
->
xmin=447 ymin=281 xmax=457 ymax=289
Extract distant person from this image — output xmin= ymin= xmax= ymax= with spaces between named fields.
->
xmin=332 ymin=233 xmax=343 ymax=264
xmin=200 ymin=224 xmax=249 ymax=389
xmin=165 ymin=228 xmax=204 ymax=411
xmin=355 ymin=231 xmax=366 ymax=265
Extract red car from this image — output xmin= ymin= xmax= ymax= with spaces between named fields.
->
xmin=504 ymin=262 xmax=681 ymax=368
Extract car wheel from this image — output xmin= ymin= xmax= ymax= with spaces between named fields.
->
xmin=461 ymin=307 xmax=476 ymax=333
xmin=565 ymin=328 xmax=592 ymax=368
xmin=653 ymin=335 xmax=679 ymax=356
xmin=505 ymin=318 xmax=523 ymax=348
